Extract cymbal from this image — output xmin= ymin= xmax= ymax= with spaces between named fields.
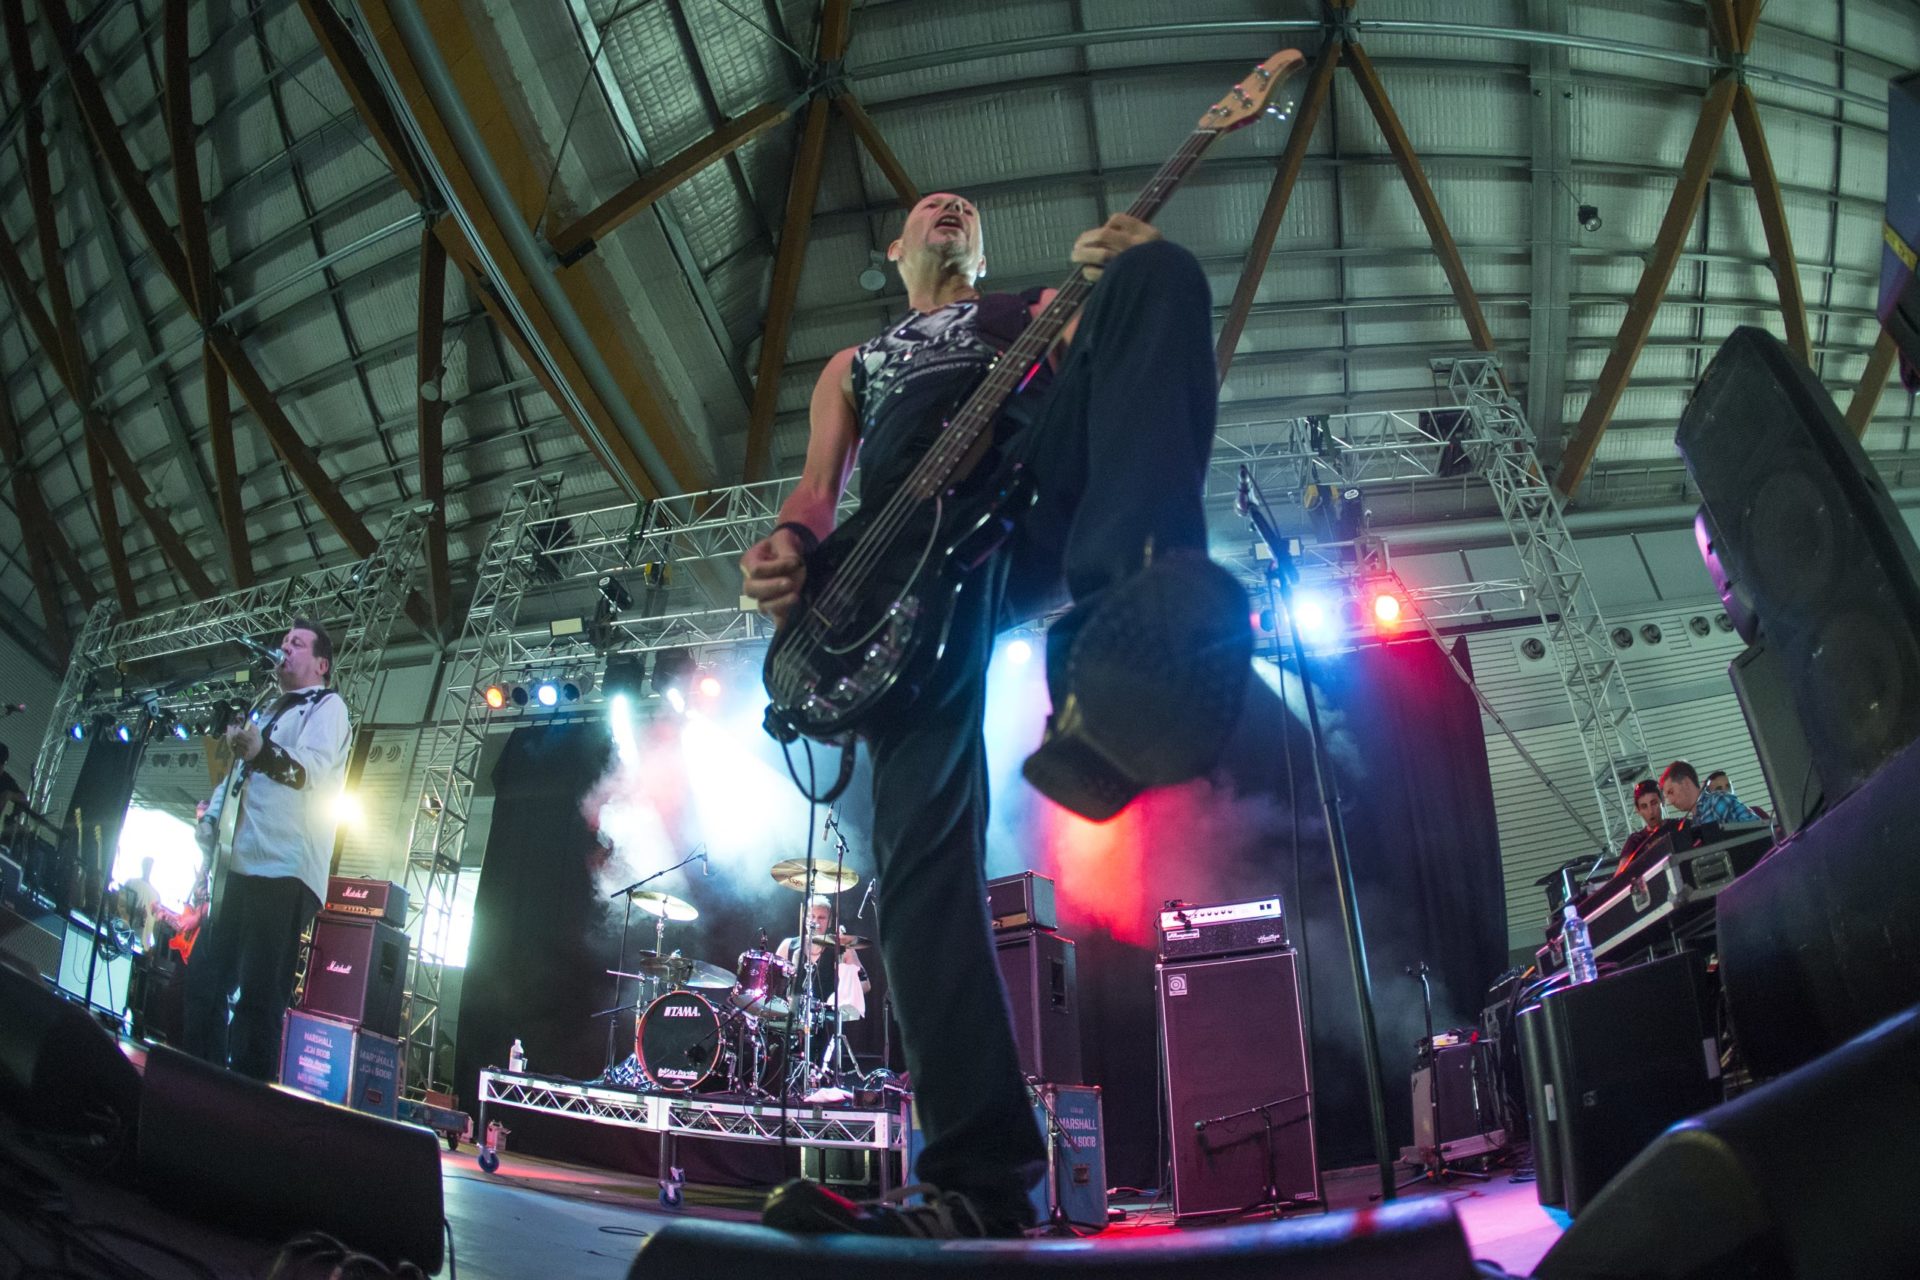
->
xmin=769 ymin=859 xmax=859 ymax=892
xmin=629 ymin=889 xmax=698 ymax=921
xmin=609 ymin=954 xmax=737 ymax=990
xmin=809 ymin=933 xmax=871 ymax=949
xmin=678 ymin=957 xmax=740 ymax=990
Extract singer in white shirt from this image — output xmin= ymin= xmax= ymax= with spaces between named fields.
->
xmin=183 ymin=620 xmax=350 ymax=1081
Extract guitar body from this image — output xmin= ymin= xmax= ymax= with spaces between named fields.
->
xmin=763 ymin=460 xmax=1033 ymax=742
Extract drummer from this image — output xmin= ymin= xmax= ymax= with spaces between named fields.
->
xmin=776 ymin=897 xmax=869 ymax=1021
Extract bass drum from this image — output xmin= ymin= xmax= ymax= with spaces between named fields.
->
xmin=636 ymin=991 xmax=725 ymax=1092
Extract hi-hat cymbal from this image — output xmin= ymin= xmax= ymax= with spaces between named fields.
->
xmin=809 ymin=933 xmax=871 ymax=950
xmin=769 ymin=859 xmax=859 ymax=892
xmin=629 ymin=889 xmax=698 ymax=921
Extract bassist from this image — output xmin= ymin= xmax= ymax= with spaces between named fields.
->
xmin=741 ymin=194 xmax=1235 ymax=1237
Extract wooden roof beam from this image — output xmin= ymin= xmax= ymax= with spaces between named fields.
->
xmin=44 ymin=0 xmax=383 ymax=568
xmin=1343 ymin=39 xmax=1497 ymax=353
xmin=417 ymin=223 xmax=451 ymax=633
xmin=744 ymin=0 xmax=852 ymax=482
xmin=549 ymin=99 xmax=794 ymax=263
xmin=833 ymin=92 xmax=918 ymax=208
xmin=1217 ymin=38 xmax=1341 ymax=380
xmin=0 ymin=389 xmax=75 ymax=651
xmin=1556 ymin=75 xmax=1737 ymax=497
xmin=1846 ymin=328 xmax=1898 ymax=438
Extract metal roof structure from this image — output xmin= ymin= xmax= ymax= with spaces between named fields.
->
xmin=1 ymin=0 xmax=1914 ymax=671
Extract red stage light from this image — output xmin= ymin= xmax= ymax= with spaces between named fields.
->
xmin=483 ymin=684 xmax=507 ymax=710
xmin=698 ymin=674 xmax=723 ymax=699
xmin=1372 ymin=591 xmax=1403 ymax=625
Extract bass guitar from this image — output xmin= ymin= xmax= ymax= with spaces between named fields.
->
xmin=763 ymin=50 xmax=1304 ymax=748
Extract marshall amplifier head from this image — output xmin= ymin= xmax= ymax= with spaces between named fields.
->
xmin=324 ymin=877 xmax=407 ymax=925
xmin=1157 ymin=896 xmax=1288 ymax=962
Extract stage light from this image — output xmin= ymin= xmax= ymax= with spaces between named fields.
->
xmin=483 ymin=684 xmax=507 ymax=710
xmin=697 ymin=674 xmax=723 ymax=700
xmin=113 ymin=723 xmax=132 ymax=743
xmin=562 ymin=673 xmax=594 ymax=703
xmin=604 ymin=653 xmax=647 ymax=699
xmin=68 ymin=721 xmax=85 ymax=741
xmin=665 ymin=686 xmax=686 ymax=715
xmin=1004 ymin=637 xmax=1033 ymax=665
xmin=1290 ymin=591 xmax=1337 ymax=645
xmin=1367 ymin=585 xmax=1405 ymax=630
xmin=1578 ymin=203 xmax=1603 ymax=232
xmin=535 ymin=680 xmax=560 ymax=707
xmin=509 ymin=682 xmax=529 ymax=707
xmin=331 ymin=791 xmax=364 ymax=827
xmin=171 ymin=721 xmax=192 ymax=741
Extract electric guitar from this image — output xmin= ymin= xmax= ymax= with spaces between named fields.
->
xmin=762 ymin=50 xmax=1305 ymax=746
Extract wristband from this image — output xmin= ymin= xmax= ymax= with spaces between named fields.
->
xmin=773 ymin=521 xmax=821 ymax=558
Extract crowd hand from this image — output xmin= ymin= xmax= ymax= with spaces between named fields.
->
xmin=740 ymin=526 xmax=809 ymax=627
xmin=226 ymin=721 xmax=263 ymax=762
xmin=1071 ymin=213 xmax=1161 ymax=282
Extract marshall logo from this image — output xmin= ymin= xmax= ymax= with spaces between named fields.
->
xmin=343 ymin=886 xmax=370 ymax=899
xmin=661 ymin=1006 xmax=700 ymax=1018
xmin=325 ymin=960 xmax=354 ymax=975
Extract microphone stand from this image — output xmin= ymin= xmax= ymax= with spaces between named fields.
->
xmin=1241 ymin=473 xmax=1398 ymax=1203
xmin=601 ymin=847 xmax=706 ymax=1076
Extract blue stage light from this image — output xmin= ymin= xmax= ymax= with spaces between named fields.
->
xmin=1290 ymin=591 xmax=1338 ymax=645
xmin=535 ymin=681 xmax=560 ymax=707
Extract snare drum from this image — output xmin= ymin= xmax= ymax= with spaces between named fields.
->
xmin=732 ymin=949 xmax=792 ymax=1018
xmin=636 ymin=990 xmax=725 ymax=1092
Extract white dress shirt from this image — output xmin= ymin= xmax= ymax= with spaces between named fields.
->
xmin=204 ymin=685 xmax=350 ymax=904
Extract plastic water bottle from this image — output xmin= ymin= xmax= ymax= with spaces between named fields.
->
xmin=508 ymin=1038 xmax=527 ymax=1073
xmin=1563 ymin=902 xmax=1598 ymax=985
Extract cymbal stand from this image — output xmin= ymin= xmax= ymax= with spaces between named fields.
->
xmin=602 ymin=849 xmax=704 ymax=1073
xmin=818 ymin=823 xmax=858 ymax=1088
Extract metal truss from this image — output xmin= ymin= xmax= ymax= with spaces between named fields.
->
xmin=399 ymin=478 xmax=560 ymax=1096
xmin=476 ymin=1070 xmax=906 ymax=1156
xmin=1208 ymin=403 xmax=1503 ymax=504
xmin=1439 ymin=355 xmax=1652 ymax=846
xmin=24 ymin=512 xmax=427 ymax=818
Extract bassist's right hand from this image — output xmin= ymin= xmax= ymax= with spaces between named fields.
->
xmin=740 ymin=527 xmax=808 ymax=627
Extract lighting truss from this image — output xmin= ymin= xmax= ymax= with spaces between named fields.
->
xmin=1439 ymin=355 xmax=1652 ymax=846
xmin=476 ymin=1070 xmax=908 ymax=1159
xmin=398 ymin=478 xmax=560 ymax=1097
xmin=26 ymin=509 xmax=429 ymax=820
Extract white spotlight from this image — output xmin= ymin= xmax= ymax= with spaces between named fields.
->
xmin=1004 ymin=637 xmax=1033 ymax=665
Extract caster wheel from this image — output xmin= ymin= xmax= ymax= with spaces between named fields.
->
xmin=445 ymin=1133 xmax=459 ymax=1152
xmin=478 ymin=1149 xmax=500 ymax=1174
xmin=660 ymin=1182 xmax=683 ymax=1209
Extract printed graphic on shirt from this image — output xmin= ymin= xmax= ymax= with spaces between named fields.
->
xmin=852 ymin=302 xmax=997 ymax=430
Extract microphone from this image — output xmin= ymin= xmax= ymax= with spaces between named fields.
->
xmin=235 ymin=636 xmax=285 ymax=667
xmin=1235 ymin=464 xmax=1251 ymax=518
xmin=700 ymin=852 xmax=712 ymax=877
xmin=857 ymin=877 xmax=877 ymax=921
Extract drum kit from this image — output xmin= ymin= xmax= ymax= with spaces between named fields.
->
xmin=606 ymin=853 xmax=875 ymax=1102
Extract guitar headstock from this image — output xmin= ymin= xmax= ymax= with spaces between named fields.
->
xmin=1198 ymin=50 xmax=1308 ymax=132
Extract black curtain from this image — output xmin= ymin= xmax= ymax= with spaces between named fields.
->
xmin=1002 ymin=637 xmax=1506 ymax=1185
xmin=57 ymin=738 xmax=147 ymax=919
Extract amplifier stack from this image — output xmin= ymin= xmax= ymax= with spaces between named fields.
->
xmin=283 ymin=878 xmax=409 ymax=1111
xmin=1156 ymin=894 xmax=1320 ymax=1218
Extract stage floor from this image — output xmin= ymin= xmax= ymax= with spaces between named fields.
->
xmin=440 ymin=1148 xmax=1567 ymax=1279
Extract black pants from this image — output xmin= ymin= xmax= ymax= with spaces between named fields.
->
xmin=182 ymin=872 xmax=320 ymax=1081
xmin=867 ymin=240 xmax=1217 ymax=1219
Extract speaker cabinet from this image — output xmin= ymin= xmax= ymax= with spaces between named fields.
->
xmin=1537 ymin=953 xmax=1720 ymax=1215
xmin=301 ymin=915 xmax=407 ymax=1038
xmin=1536 ymin=1006 xmax=1920 ymax=1280
xmin=1679 ymin=325 xmax=1920 ymax=807
xmin=1516 ymin=1003 xmax=1563 ymax=1208
xmin=995 ymin=927 xmax=1081 ymax=1084
xmin=1411 ymin=1041 xmax=1501 ymax=1160
xmin=1727 ymin=639 xmax=1819 ymax=836
xmin=1158 ymin=949 xmax=1320 ymax=1218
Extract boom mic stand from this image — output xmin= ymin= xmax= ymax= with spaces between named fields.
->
xmin=599 ymin=846 xmax=707 ymax=1076
xmin=1239 ymin=465 xmax=1398 ymax=1203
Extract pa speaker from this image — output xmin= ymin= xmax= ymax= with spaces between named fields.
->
xmin=0 ymin=958 xmax=141 ymax=1163
xmin=1158 ymin=948 xmax=1320 ymax=1217
xmin=1719 ymin=730 xmax=1920 ymax=1079
xmin=1727 ymin=638 xmax=1820 ymax=836
xmin=1536 ymin=952 xmax=1720 ymax=1215
xmin=1677 ymin=325 xmax=1920 ymax=807
xmin=137 ymin=1044 xmax=443 ymax=1271
xmin=630 ymin=1197 xmax=1477 ymax=1279
xmin=1536 ymin=1005 xmax=1920 ymax=1280
xmin=994 ymin=927 xmax=1082 ymax=1084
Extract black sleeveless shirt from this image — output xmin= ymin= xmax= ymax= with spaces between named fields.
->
xmin=849 ymin=288 xmax=1053 ymax=500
